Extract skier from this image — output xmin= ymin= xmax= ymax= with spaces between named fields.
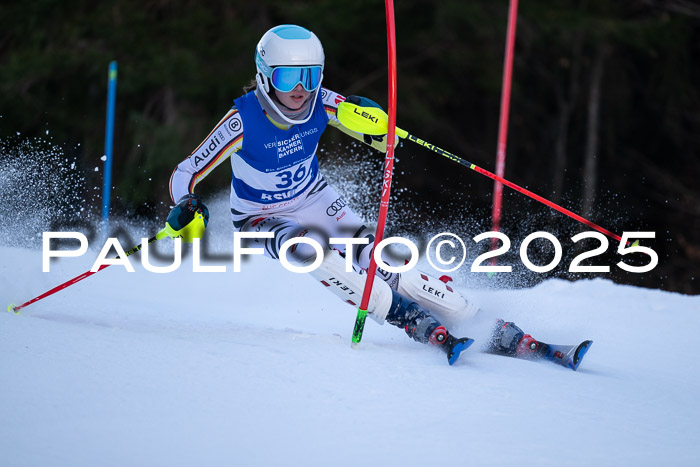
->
xmin=167 ymin=24 xmax=590 ymax=368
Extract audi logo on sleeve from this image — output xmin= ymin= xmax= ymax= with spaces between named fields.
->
xmin=326 ymin=198 xmax=346 ymax=216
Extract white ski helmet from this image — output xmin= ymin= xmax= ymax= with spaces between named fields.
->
xmin=255 ymin=25 xmax=325 ymax=125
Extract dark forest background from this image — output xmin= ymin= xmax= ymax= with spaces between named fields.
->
xmin=1 ymin=0 xmax=698 ymax=294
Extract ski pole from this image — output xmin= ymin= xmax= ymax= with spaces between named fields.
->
xmin=336 ymin=102 xmax=628 ymax=245
xmin=352 ymin=0 xmax=399 ymax=347
xmin=7 ymin=228 xmax=169 ymax=314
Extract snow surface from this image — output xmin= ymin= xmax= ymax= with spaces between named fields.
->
xmin=1 ymin=201 xmax=700 ymax=467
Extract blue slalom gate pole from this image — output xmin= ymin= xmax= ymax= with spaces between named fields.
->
xmin=102 ymin=61 xmax=118 ymax=231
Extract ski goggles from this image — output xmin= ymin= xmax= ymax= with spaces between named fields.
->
xmin=269 ymin=66 xmax=322 ymax=93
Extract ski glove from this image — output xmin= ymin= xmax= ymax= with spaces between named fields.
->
xmin=165 ymin=194 xmax=209 ymax=242
xmin=345 ymin=95 xmax=384 ymax=110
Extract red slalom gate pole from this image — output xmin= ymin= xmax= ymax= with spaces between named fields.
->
xmin=490 ymin=0 xmax=519 ymax=263
xmin=352 ymin=0 xmax=398 ymax=347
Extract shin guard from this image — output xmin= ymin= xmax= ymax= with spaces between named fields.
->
xmin=308 ymin=250 xmax=393 ymax=323
xmin=396 ymin=269 xmax=479 ymax=323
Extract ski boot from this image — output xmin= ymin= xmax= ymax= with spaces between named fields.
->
xmin=487 ymin=319 xmax=593 ymax=371
xmin=387 ymin=290 xmax=474 ymax=365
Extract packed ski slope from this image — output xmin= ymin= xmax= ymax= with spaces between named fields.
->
xmin=1 ymin=197 xmax=699 ymax=467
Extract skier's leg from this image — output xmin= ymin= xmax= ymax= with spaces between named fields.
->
xmin=321 ymin=210 xmax=480 ymax=323
xmin=237 ymin=205 xmax=473 ymax=363
xmin=295 ymin=247 xmax=471 ymax=363
xmin=237 ymin=209 xmax=394 ymax=323
xmin=236 ymin=180 xmax=477 ymax=328
xmin=283 ymin=179 xmax=479 ymax=324
xmin=297 ymin=185 xmax=480 ymax=323
xmin=298 ymin=239 xmax=450 ymax=338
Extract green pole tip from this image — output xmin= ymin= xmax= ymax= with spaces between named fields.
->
xmin=7 ymin=304 xmax=19 ymax=314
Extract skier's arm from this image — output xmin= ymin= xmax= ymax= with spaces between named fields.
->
xmin=322 ymin=88 xmax=394 ymax=153
xmin=169 ymin=108 xmax=244 ymax=202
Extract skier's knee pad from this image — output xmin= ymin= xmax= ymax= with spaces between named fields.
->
xmin=488 ymin=319 xmax=525 ymax=356
xmin=396 ymin=269 xmax=479 ymax=325
xmin=307 ymin=249 xmax=393 ymax=324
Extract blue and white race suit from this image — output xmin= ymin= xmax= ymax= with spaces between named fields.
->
xmin=170 ymin=87 xmax=394 ymax=280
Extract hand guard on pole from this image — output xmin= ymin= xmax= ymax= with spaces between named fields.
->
xmin=165 ymin=194 xmax=209 ymax=243
xmin=342 ymin=95 xmax=400 ymax=148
